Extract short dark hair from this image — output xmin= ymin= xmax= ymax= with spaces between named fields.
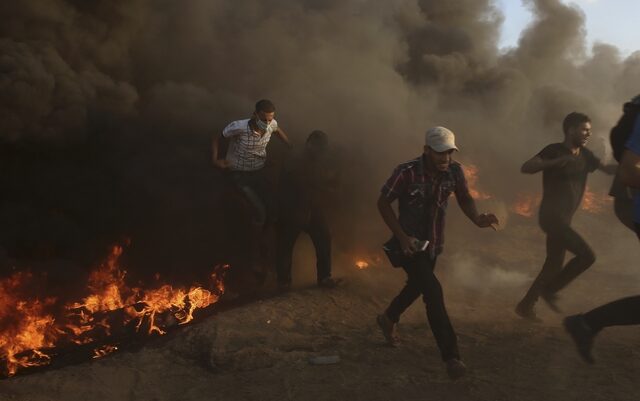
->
xmin=562 ymin=112 xmax=591 ymax=135
xmin=255 ymin=99 xmax=276 ymax=113
xmin=306 ymin=130 xmax=328 ymax=145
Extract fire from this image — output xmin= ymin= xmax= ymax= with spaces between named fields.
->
xmin=93 ymin=345 xmax=118 ymax=359
xmin=511 ymin=187 xmax=611 ymax=218
xmin=0 ymin=243 xmax=229 ymax=377
xmin=463 ymin=164 xmax=492 ymax=200
xmin=581 ymin=187 xmax=612 ymax=214
xmin=355 ymin=260 xmax=369 ymax=269
xmin=511 ymin=192 xmax=540 ymax=217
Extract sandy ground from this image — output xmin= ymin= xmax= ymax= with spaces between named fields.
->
xmin=0 ymin=213 xmax=639 ymax=401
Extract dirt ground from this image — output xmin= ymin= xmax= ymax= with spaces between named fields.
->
xmin=0 ymin=212 xmax=639 ymax=401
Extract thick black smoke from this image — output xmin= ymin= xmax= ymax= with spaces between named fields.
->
xmin=1 ymin=0 xmax=639 ymax=288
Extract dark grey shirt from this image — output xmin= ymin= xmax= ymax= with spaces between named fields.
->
xmin=538 ymin=143 xmax=600 ymax=228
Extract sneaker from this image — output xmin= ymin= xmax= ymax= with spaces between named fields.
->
xmin=277 ymin=282 xmax=292 ymax=294
xmin=376 ymin=313 xmax=399 ymax=347
xmin=318 ymin=277 xmax=343 ymax=289
xmin=515 ymin=302 xmax=541 ymax=322
xmin=541 ymin=292 xmax=562 ymax=313
xmin=563 ymin=314 xmax=595 ymax=364
xmin=445 ymin=358 xmax=467 ymax=380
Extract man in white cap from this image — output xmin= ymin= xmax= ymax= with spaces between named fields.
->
xmin=376 ymin=126 xmax=499 ymax=380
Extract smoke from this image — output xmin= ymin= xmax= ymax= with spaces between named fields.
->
xmin=1 ymin=0 xmax=639 ymax=284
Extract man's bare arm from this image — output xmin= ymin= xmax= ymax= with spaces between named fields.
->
xmin=377 ymin=194 xmax=417 ymax=255
xmin=211 ymin=133 xmax=230 ymax=169
xmin=456 ymin=194 xmax=499 ymax=229
xmin=521 ymin=154 xmax=573 ymax=174
xmin=274 ymin=127 xmax=292 ymax=148
xmin=598 ymin=162 xmax=618 ymax=175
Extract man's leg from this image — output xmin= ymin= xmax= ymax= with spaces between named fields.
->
xmin=517 ymin=231 xmax=566 ymax=316
xmin=306 ymin=209 xmax=333 ymax=285
xmin=233 ymin=172 xmax=268 ymax=227
xmin=410 ymin=254 xmax=460 ymax=362
xmin=275 ymin=221 xmax=301 ymax=290
xmin=232 ymin=170 xmax=276 ymax=284
xmin=384 ymin=259 xmax=422 ymax=324
xmin=544 ymin=226 xmax=595 ymax=295
xmin=564 ymin=296 xmax=640 ymax=363
xmin=584 ymin=296 xmax=640 ymax=331
xmin=378 ymin=255 xmax=423 ymax=346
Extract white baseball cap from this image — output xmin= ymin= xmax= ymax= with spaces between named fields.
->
xmin=425 ymin=126 xmax=458 ymax=152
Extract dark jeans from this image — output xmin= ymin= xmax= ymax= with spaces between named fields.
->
xmin=227 ymin=169 xmax=275 ymax=227
xmin=584 ymin=296 xmax=640 ymax=332
xmin=582 ymin=224 xmax=640 ymax=332
xmin=520 ymin=224 xmax=595 ymax=307
xmin=275 ymin=208 xmax=332 ymax=285
xmin=385 ymin=253 xmax=459 ymax=361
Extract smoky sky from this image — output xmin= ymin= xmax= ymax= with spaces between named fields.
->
xmin=1 ymin=0 xmax=639 ymax=282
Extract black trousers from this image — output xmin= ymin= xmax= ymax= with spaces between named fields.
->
xmin=584 ymin=296 xmax=640 ymax=332
xmin=582 ymin=224 xmax=640 ymax=331
xmin=275 ymin=208 xmax=332 ymax=285
xmin=385 ymin=253 xmax=459 ymax=361
xmin=228 ymin=169 xmax=275 ymax=227
xmin=521 ymin=224 xmax=595 ymax=306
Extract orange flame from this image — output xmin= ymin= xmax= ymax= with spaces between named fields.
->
xmin=511 ymin=192 xmax=540 ymax=217
xmin=355 ymin=260 xmax=369 ymax=270
xmin=463 ymin=164 xmax=492 ymax=200
xmin=511 ymin=187 xmax=610 ymax=218
xmin=581 ymin=187 xmax=612 ymax=214
xmin=0 ymin=243 xmax=229 ymax=377
xmin=93 ymin=345 xmax=118 ymax=359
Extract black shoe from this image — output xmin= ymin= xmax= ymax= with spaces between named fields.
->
xmin=318 ymin=277 xmax=343 ymax=289
xmin=563 ymin=314 xmax=595 ymax=364
xmin=515 ymin=302 xmax=541 ymax=322
xmin=445 ymin=358 xmax=467 ymax=380
xmin=277 ymin=282 xmax=292 ymax=294
xmin=376 ymin=313 xmax=399 ymax=347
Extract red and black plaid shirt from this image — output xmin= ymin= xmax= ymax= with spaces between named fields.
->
xmin=381 ymin=155 xmax=472 ymax=255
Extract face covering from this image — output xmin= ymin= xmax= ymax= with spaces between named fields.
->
xmin=255 ymin=117 xmax=272 ymax=133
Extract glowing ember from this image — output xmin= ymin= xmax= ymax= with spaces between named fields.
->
xmin=511 ymin=187 xmax=610 ymax=218
xmin=511 ymin=192 xmax=540 ymax=217
xmin=355 ymin=260 xmax=369 ymax=269
xmin=93 ymin=345 xmax=118 ymax=359
xmin=0 ymin=243 xmax=229 ymax=377
xmin=463 ymin=164 xmax=492 ymax=200
xmin=581 ymin=187 xmax=612 ymax=214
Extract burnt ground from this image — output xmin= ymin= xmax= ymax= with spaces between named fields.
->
xmin=0 ymin=211 xmax=639 ymax=401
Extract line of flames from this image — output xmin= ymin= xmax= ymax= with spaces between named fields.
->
xmin=463 ymin=164 xmax=611 ymax=217
xmin=511 ymin=187 xmax=611 ymax=217
xmin=0 ymin=245 xmax=228 ymax=377
xmin=463 ymin=164 xmax=492 ymax=201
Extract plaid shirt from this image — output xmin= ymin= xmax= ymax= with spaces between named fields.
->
xmin=381 ymin=155 xmax=472 ymax=255
xmin=223 ymin=118 xmax=278 ymax=171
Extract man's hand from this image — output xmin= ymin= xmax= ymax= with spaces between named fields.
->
xmin=554 ymin=154 xmax=574 ymax=168
xmin=213 ymin=159 xmax=231 ymax=169
xmin=599 ymin=163 xmax=618 ymax=175
xmin=398 ymin=235 xmax=419 ymax=256
xmin=475 ymin=213 xmax=499 ymax=230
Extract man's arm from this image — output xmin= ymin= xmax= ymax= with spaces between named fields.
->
xmin=456 ymin=193 xmax=499 ymax=229
xmin=211 ymin=133 xmax=230 ymax=169
xmin=521 ymin=154 xmax=573 ymax=174
xmin=377 ymin=194 xmax=417 ymax=255
xmin=598 ymin=162 xmax=618 ymax=175
xmin=619 ymin=149 xmax=640 ymax=188
xmin=274 ymin=127 xmax=293 ymax=148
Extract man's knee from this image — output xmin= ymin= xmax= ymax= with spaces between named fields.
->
xmin=579 ymin=247 xmax=596 ymax=267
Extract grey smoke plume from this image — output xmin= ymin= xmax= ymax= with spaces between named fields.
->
xmin=1 ymin=0 xmax=639 ymax=279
